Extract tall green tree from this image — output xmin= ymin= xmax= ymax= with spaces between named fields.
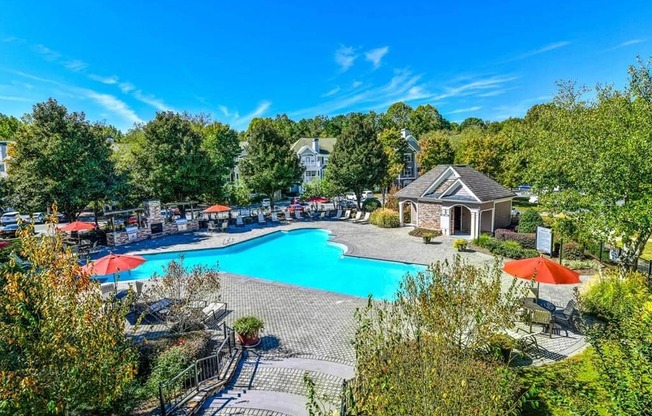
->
xmin=459 ymin=117 xmax=486 ymax=131
xmin=126 ymin=112 xmax=215 ymax=210
xmin=6 ymin=99 xmax=116 ymax=219
xmin=527 ymin=65 xmax=652 ymax=270
xmin=0 ymin=226 xmax=138 ymax=415
xmin=198 ymin=121 xmax=241 ymax=202
xmin=380 ymin=102 xmax=413 ymax=131
xmin=239 ymin=118 xmax=303 ymax=209
xmin=0 ymin=114 xmax=21 ymax=140
xmin=377 ymin=128 xmax=408 ymax=199
xmin=327 ymin=114 xmax=388 ymax=208
xmin=409 ymin=104 xmax=449 ymax=137
xmin=417 ymin=130 xmax=455 ymax=173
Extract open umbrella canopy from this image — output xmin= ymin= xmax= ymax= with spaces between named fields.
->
xmin=203 ymin=204 xmax=231 ymax=214
xmin=83 ymin=254 xmax=146 ymax=275
xmin=59 ymin=221 xmax=95 ymax=232
xmin=0 ymin=241 xmax=10 ymax=249
xmin=502 ymin=256 xmax=581 ymax=285
xmin=307 ymin=197 xmax=329 ymax=203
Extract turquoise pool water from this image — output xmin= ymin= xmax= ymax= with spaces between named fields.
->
xmin=104 ymin=229 xmax=426 ymax=299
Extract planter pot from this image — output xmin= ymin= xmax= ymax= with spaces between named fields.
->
xmin=236 ymin=331 xmax=261 ymax=348
xmin=422 ymin=236 xmax=432 ymax=244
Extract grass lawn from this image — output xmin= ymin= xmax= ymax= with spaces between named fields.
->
xmin=642 ymin=240 xmax=652 ymax=261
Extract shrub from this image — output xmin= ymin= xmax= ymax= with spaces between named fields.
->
xmin=580 ymin=272 xmax=649 ymax=324
xmin=562 ymin=241 xmax=585 ymax=260
xmin=564 ymin=259 xmax=598 ymax=271
xmin=233 ymin=316 xmax=264 ymax=337
xmin=143 ymin=344 xmax=191 ymax=399
xmin=370 ymin=208 xmax=400 ymax=228
xmin=474 ymin=233 xmax=495 ymax=249
xmin=518 ymin=210 xmax=544 ymax=233
xmin=408 ymin=228 xmax=442 ymax=238
xmin=362 ymin=197 xmax=381 ymax=212
xmin=453 ymin=239 xmax=468 ymax=251
xmin=494 ymin=228 xmax=536 ymax=249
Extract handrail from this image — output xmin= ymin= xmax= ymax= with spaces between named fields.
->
xmin=159 ymin=322 xmax=237 ymax=416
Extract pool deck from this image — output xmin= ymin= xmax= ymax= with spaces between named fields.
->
xmin=113 ymin=221 xmax=588 ymax=416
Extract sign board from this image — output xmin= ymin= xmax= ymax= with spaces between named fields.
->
xmin=536 ymin=226 xmax=553 ymax=254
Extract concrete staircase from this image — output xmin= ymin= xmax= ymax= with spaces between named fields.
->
xmin=198 ymin=352 xmax=354 ymax=416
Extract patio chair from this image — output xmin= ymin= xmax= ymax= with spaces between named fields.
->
xmin=257 ymin=213 xmax=266 ymax=225
xmin=220 ymin=221 xmax=229 ymax=232
xmin=356 ymin=212 xmax=371 ymax=224
xmin=319 ymin=211 xmax=326 ymax=220
xmin=553 ymin=300 xmax=579 ymax=331
xmin=332 ymin=209 xmax=342 ymax=220
xmin=339 ymin=210 xmax=351 ymax=220
xmin=270 ymin=213 xmax=279 ymax=223
xmin=100 ymin=282 xmax=117 ymax=300
xmin=236 ymin=216 xmax=244 ymax=227
xmin=188 ymin=300 xmax=228 ymax=324
xmin=350 ymin=211 xmax=363 ymax=222
xmin=528 ymin=309 xmax=554 ymax=337
xmin=207 ymin=221 xmax=217 ymax=232
xmin=141 ymin=298 xmax=174 ymax=323
xmin=295 ymin=210 xmax=303 ymax=221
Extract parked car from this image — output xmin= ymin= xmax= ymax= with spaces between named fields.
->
xmin=528 ymin=195 xmax=539 ymax=204
xmin=77 ymin=212 xmax=96 ymax=223
xmin=339 ymin=200 xmax=357 ymax=209
xmin=32 ymin=212 xmax=46 ymax=224
xmin=361 ymin=190 xmax=374 ymax=200
xmin=345 ymin=193 xmax=356 ymax=201
xmin=56 ymin=213 xmax=70 ymax=223
xmin=1 ymin=212 xmax=23 ymax=226
xmin=261 ymin=198 xmax=271 ymax=208
xmin=0 ymin=223 xmax=32 ymax=238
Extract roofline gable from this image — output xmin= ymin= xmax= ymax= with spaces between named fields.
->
xmin=439 ymin=178 xmax=481 ymax=202
xmin=420 ymin=165 xmax=456 ymax=197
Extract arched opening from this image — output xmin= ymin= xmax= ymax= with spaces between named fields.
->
xmin=450 ymin=205 xmax=472 ymax=235
xmin=398 ymin=200 xmax=418 ymax=226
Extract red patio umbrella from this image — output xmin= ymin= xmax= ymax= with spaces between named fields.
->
xmin=83 ymin=254 xmax=146 ymax=275
xmin=308 ymin=197 xmax=329 ymax=203
xmin=0 ymin=241 xmax=10 ymax=249
xmin=503 ymin=256 xmax=581 ymax=285
xmin=202 ymin=204 xmax=231 ymax=214
xmin=59 ymin=221 xmax=95 ymax=232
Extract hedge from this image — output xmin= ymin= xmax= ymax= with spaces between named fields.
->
xmin=370 ymin=208 xmax=400 ymax=228
xmin=495 ymin=228 xmax=536 ymax=249
xmin=562 ymin=241 xmax=586 ymax=260
xmin=474 ymin=233 xmax=539 ymax=260
xmin=362 ymin=197 xmax=382 ymax=212
xmin=518 ymin=210 xmax=544 ymax=233
xmin=408 ymin=228 xmax=442 ymax=238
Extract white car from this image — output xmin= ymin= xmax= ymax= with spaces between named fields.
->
xmin=361 ymin=191 xmax=374 ymax=200
xmin=261 ymin=198 xmax=271 ymax=208
xmin=528 ymin=195 xmax=539 ymax=204
xmin=345 ymin=193 xmax=356 ymax=201
xmin=1 ymin=211 xmax=29 ymax=226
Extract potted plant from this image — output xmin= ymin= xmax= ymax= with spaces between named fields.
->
xmin=453 ymin=238 xmax=468 ymax=252
xmin=488 ymin=333 xmax=516 ymax=363
xmin=233 ymin=315 xmax=264 ymax=347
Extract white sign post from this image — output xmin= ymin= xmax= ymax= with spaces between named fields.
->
xmin=536 ymin=226 xmax=553 ymax=254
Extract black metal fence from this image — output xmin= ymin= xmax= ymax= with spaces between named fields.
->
xmin=159 ymin=323 xmax=237 ymax=416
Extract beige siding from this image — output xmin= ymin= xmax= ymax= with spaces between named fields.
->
xmin=480 ymin=210 xmax=493 ymax=234
xmin=494 ymin=201 xmax=512 ymax=229
xmin=417 ymin=202 xmax=442 ymax=230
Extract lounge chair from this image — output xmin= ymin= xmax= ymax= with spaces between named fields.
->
xmin=207 ymin=221 xmax=217 ymax=232
xmin=142 ymin=298 xmax=173 ymax=323
xmin=190 ymin=301 xmax=228 ymax=324
xmin=319 ymin=212 xmax=326 ymax=220
xmin=257 ymin=213 xmax=266 ymax=225
xmin=356 ymin=212 xmax=371 ymax=224
xmin=236 ymin=216 xmax=244 ymax=227
xmin=350 ymin=211 xmax=363 ymax=222
xmin=295 ymin=210 xmax=303 ymax=221
xmin=332 ymin=209 xmax=342 ymax=220
xmin=271 ymin=213 xmax=279 ymax=223
xmin=339 ymin=210 xmax=351 ymax=220
xmin=220 ymin=221 xmax=229 ymax=232
xmin=100 ymin=282 xmax=117 ymax=300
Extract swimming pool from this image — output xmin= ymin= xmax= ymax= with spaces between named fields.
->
xmin=104 ymin=229 xmax=426 ymax=299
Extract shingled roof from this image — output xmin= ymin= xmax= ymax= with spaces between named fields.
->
xmin=395 ymin=164 xmax=515 ymax=202
xmin=290 ymin=137 xmax=337 ymax=155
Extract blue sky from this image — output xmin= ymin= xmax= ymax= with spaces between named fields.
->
xmin=1 ymin=1 xmax=651 ymax=131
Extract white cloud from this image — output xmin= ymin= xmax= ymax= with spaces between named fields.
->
xmin=510 ymin=41 xmax=570 ymax=61
xmin=352 ymin=81 xmax=363 ymax=88
xmin=433 ymin=75 xmax=518 ymax=100
xmin=448 ymin=106 xmax=482 ymax=114
xmin=133 ymin=90 xmax=171 ymax=112
xmin=0 ymin=95 xmax=33 ymax=102
xmin=602 ymin=38 xmax=646 ymax=52
xmin=119 ymin=82 xmax=135 ymax=93
xmin=322 ymin=86 xmax=340 ymax=97
xmin=82 ymin=90 xmax=143 ymax=125
xmin=33 ymin=44 xmax=61 ymax=61
xmin=89 ymin=74 xmax=119 ymax=84
xmin=226 ymin=101 xmax=272 ymax=130
xmin=365 ymin=46 xmax=389 ymax=69
xmin=64 ymin=59 xmax=88 ymax=72
xmin=335 ymin=45 xmax=358 ymax=72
